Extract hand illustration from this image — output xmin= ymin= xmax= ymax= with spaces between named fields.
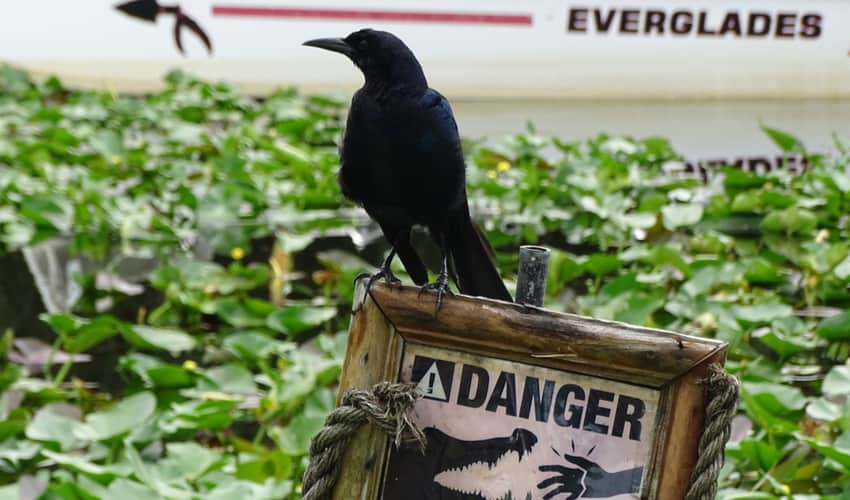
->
xmin=538 ymin=452 xmax=643 ymax=499
xmin=537 ymin=461 xmax=586 ymax=499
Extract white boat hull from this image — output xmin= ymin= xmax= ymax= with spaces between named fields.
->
xmin=2 ymin=0 xmax=849 ymax=98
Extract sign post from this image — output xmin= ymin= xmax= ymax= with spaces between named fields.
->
xmin=331 ymin=280 xmax=727 ymax=499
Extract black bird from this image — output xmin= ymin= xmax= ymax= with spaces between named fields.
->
xmin=303 ymin=29 xmax=512 ymax=308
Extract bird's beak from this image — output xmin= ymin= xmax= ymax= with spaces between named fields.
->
xmin=303 ymin=37 xmax=354 ymax=57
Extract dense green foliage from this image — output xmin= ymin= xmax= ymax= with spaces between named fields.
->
xmin=1 ymin=66 xmax=849 ymax=498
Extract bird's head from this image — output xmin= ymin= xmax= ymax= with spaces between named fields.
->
xmin=303 ymin=29 xmax=426 ymax=90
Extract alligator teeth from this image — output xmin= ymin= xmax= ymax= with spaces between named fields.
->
xmin=435 ymin=451 xmax=533 ymax=500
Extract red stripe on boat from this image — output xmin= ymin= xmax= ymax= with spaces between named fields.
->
xmin=211 ymin=6 xmax=532 ymax=26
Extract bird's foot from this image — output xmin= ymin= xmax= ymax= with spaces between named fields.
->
xmin=352 ymin=266 xmax=402 ymax=314
xmin=418 ymin=272 xmax=452 ymax=316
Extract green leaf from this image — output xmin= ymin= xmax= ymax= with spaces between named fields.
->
xmin=614 ymin=294 xmax=664 ymax=326
xmin=732 ymin=303 xmax=793 ymax=324
xmin=822 ymin=365 xmax=850 ymax=398
xmin=270 ymin=389 xmax=333 ymax=456
xmin=214 ymin=297 xmax=275 ymax=328
xmin=581 ymin=254 xmax=623 ymax=277
xmin=834 ymin=255 xmax=850 ymax=280
xmin=806 ymin=397 xmax=842 ymax=422
xmin=159 ymin=400 xmax=238 ymax=433
xmin=723 ymin=169 xmax=770 ymax=191
xmin=716 ymin=491 xmax=776 ymax=500
xmin=100 ymin=478 xmax=162 ymax=500
xmin=0 ymin=439 xmax=41 ymax=465
xmin=736 ymin=437 xmax=781 ymax=470
xmin=760 ymin=207 xmax=818 ymax=235
xmin=75 ymin=392 xmax=156 ymax=441
xmin=751 ymin=318 xmax=817 ymax=358
xmin=40 ymin=450 xmax=130 ymax=482
xmin=744 ymin=258 xmax=783 ymax=285
xmin=0 ymin=408 xmax=27 ymax=442
xmin=661 ymin=203 xmax=703 ymax=230
xmin=741 ymin=381 xmax=807 ymax=435
xmin=616 ymin=211 xmax=656 ymax=229
xmin=41 ymin=314 xmax=120 ymax=353
xmin=89 ymin=129 xmax=125 ymax=161
xmin=102 ymin=479 xmax=160 ymax=500
xmin=119 ymin=324 xmax=196 ymax=354
xmin=743 ymin=382 xmax=807 ymax=413
xmin=146 ymin=365 xmax=195 ymax=389
xmin=731 ymin=190 xmax=762 ymax=213
xmin=816 ymin=310 xmax=850 ymax=340
xmin=798 ymin=432 xmax=850 ymax=471
xmin=205 ymin=478 xmax=293 ymax=500
xmin=158 ymin=442 xmax=224 ymax=482
xmin=277 ymin=232 xmax=316 ymax=253
xmin=761 ymin=125 xmax=805 ymax=153
xmin=223 ymin=331 xmax=294 ymax=362
xmin=26 ymin=407 xmax=81 ymax=451
xmin=199 ymin=363 xmax=256 ymax=395
xmin=271 ymin=413 xmax=325 ymax=456
xmin=0 ymin=484 xmax=17 ymax=500
xmin=266 ymin=305 xmax=337 ymax=336
xmin=37 ymin=481 xmax=100 ymax=500
xmin=66 ymin=316 xmax=121 ymax=353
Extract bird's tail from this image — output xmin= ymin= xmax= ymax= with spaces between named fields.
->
xmin=444 ymin=205 xmax=513 ymax=302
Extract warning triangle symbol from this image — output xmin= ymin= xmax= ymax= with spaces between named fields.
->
xmin=417 ymin=362 xmax=447 ymax=400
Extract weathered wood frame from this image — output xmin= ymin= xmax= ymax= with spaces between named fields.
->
xmin=334 ymin=281 xmax=726 ymax=500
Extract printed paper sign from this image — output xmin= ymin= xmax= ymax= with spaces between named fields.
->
xmin=382 ymin=344 xmax=660 ymax=500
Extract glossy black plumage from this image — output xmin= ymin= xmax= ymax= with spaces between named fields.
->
xmin=304 ymin=29 xmax=512 ymax=303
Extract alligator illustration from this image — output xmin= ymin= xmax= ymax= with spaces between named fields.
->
xmin=383 ymin=426 xmax=644 ymax=499
xmin=383 ymin=426 xmax=538 ymax=499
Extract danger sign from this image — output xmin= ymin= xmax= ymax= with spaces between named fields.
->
xmin=383 ymin=344 xmax=660 ymax=499
xmin=332 ymin=283 xmax=726 ymax=499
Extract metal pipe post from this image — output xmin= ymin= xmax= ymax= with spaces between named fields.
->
xmin=515 ymin=245 xmax=550 ymax=306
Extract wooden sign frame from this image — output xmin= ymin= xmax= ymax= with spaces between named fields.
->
xmin=334 ymin=281 xmax=726 ymax=500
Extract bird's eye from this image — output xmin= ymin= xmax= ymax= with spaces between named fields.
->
xmin=358 ymin=39 xmax=369 ymax=50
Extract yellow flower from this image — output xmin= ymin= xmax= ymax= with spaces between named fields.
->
xmin=816 ymin=229 xmax=829 ymax=243
xmin=496 ymin=160 xmax=511 ymax=172
xmin=182 ymin=359 xmax=198 ymax=371
xmin=805 ymin=275 xmax=818 ymax=289
xmin=487 ymin=170 xmax=497 ymax=179
xmin=695 ymin=312 xmax=717 ymax=331
xmin=230 ymin=247 xmax=245 ymax=260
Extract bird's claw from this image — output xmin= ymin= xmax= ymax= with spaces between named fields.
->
xmin=352 ymin=266 xmax=402 ymax=314
xmin=418 ymin=273 xmax=452 ymax=316
xmin=367 ymin=266 xmax=402 ymax=288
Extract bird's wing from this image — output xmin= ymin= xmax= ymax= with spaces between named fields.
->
xmin=408 ymin=89 xmax=467 ymax=210
xmin=338 ymin=90 xmax=380 ymax=204
xmin=418 ymin=89 xmax=463 ymax=164
xmin=419 ymin=91 xmax=512 ymax=301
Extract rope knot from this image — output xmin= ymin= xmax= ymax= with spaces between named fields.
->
xmin=302 ymin=382 xmax=425 ymax=500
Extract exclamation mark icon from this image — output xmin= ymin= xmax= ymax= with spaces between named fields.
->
xmin=416 ymin=361 xmax=447 ymax=401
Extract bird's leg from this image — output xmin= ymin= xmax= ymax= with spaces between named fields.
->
xmin=353 ymin=247 xmax=402 ymax=314
xmin=418 ymin=241 xmax=452 ymax=315
xmin=369 ymin=246 xmax=402 ymax=288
